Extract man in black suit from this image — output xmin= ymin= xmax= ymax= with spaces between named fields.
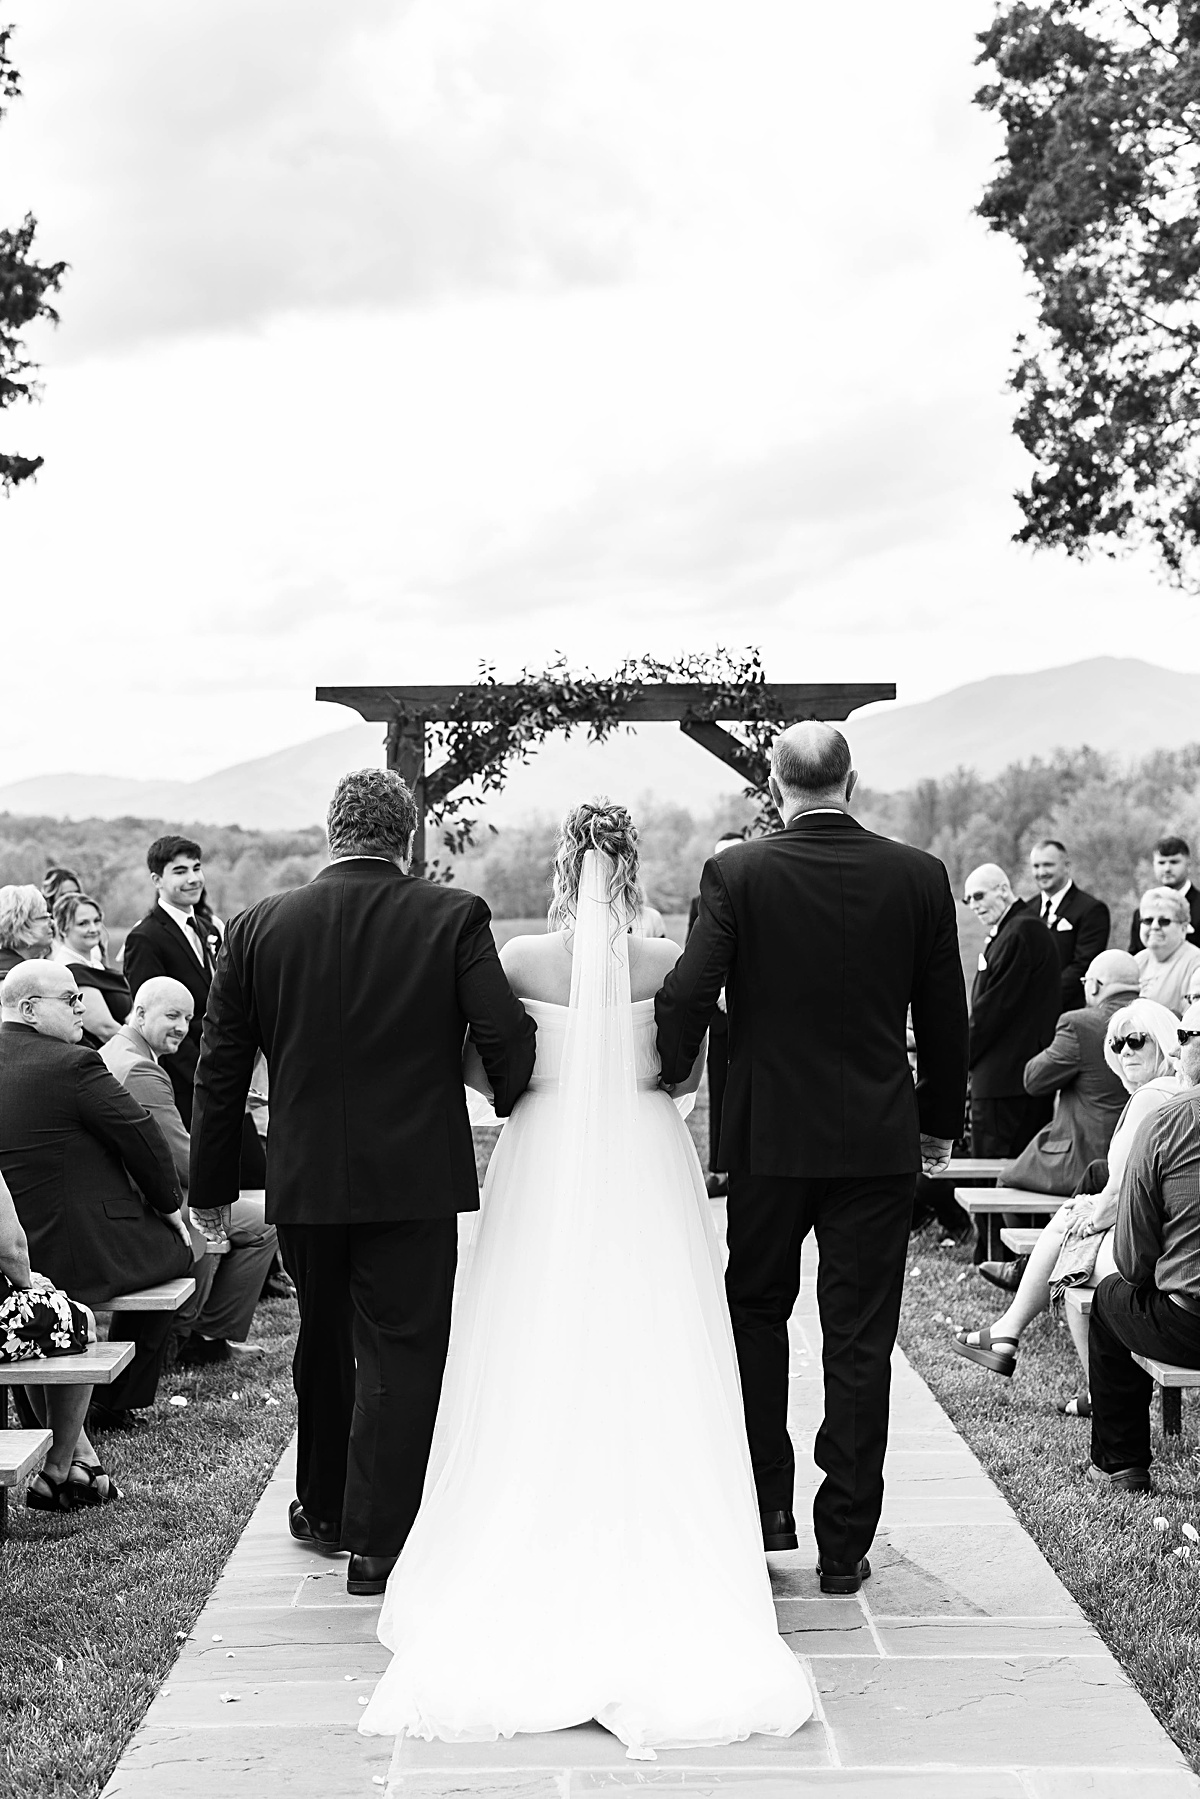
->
xmin=1029 ymin=838 xmax=1111 ymax=1012
xmin=123 ymin=835 xmax=220 ymax=1130
xmin=0 ymin=958 xmax=194 ymax=1423
xmin=190 ymin=769 xmax=536 ymax=1595
xmin=656 ymin=723 xmax=968 ymax=1594
xmin=964 ymin=864 xmax=1062 ymax=1163
xmin=686 ymin=831 xmax=743 ymax=1197
xmin=1126 ymin=835 xmax=1200 ymax=954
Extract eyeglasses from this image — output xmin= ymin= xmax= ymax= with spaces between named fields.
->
xmin=1140 ymin=917 xmax=1178 ymax=929
xmin=1109 ymin=1032 xmax=1152 ymax=1053
xmin=1179 ymin=1030 xmax=1200 ymax=1047
xmin=964 ymin=890 xmax=989 ymax=904
xmin=33 ymin=990 xmax=85 ymax=1010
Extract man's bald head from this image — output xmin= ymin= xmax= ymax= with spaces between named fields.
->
xmin=0 ymin=958 xmax=84 ymax=1042
xmin=963 ymin=863 xmax=1015 ymax=930
xmin=769 ymin=722 xmax=856 ymax=818
xmin=1083 ymin=949 xmax=1140 ymax=1008
xmin=131 ymin=976 xmax=194 ymax=1059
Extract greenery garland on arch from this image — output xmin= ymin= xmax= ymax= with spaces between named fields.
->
xmin=420 ymin=647 xmax=785 ymax=877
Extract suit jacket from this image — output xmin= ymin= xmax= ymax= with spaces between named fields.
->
xmin=122 ymin=903 xmax=219 ymax=1128
xmin=101 ymin=1025 xmax=192 ymax=1191
xmin=1001 ymin=991 xmax=1133 ymax=1195
xmin=1127 ymin=883 xmax=1200 ymax=954
xmin=189 ymin=858 xmax=537 ymax=1225
xmin=0 ymin=1023 xmax=190 ymax=1306
xmin=655 ymin=812 xmax=969 ymax=1178
xmin=969 ymin=901 xmax=1062 ymax=1098
xmin=1036 ymin=884 xmax=1111 ymax=1011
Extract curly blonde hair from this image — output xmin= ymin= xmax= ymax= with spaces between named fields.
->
xmin=547 ymin=798 xmax=642 ymax=934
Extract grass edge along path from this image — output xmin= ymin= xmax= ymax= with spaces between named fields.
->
xmin=0 ymin=1294 xmax=299 ymax=1799
xmin=898 ymin=1224 xmax=1200 ymax=1775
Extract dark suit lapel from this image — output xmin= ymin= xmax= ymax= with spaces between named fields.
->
xmin=150 ymin=906 xmax=212 ymax=1002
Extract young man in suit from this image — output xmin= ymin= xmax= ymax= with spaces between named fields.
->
xmin=189 ymin=770 xmax=536 ymax=1596
xmin=122 ymin=836 xmax=220 ymax=1130
xmin=656 ymin=723 xmax=969 ymax=1593
xmin=1029 ymin=839 xmax=1111 ymax=1012
xmin=1127 ymin=836 xmax=1200 ymax=953
xmin=963 ymin=863 xmax=1062 ymax=1162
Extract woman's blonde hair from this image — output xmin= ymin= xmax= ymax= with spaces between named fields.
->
xmin=1103 ymin=998 xmax=1181 ymax=1086
xmin=0 ymin=884 xmax=47 ymax=952
xmin=548 ymin=798 xmax=642 ymax=934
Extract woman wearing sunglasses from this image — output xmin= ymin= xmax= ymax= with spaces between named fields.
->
xmin=951 ymin=999 xmax=1182 ymax=1412
xmin=1135 ymin=886 xmax=1200 ymax=1016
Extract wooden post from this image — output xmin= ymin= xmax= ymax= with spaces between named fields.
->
xmin=386 ymin=716 xmax=426 ymax=874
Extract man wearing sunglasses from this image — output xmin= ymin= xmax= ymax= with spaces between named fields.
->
xmin=1087 ymin=1002 xmax=1200 ymax=1493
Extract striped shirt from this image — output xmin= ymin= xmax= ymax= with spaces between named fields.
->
xmin=1115 ymin=1089 xmax=1200 ymax=1299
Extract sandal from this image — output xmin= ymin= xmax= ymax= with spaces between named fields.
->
xmin=1057 ymin=1392 xmax=1092 ymax=1418
xmin=951 ymin=1325 xmax=1019 ymax=1378
xmin=26 ymin=1468 xmax=82 ymax=1512
xmin=69 ymin=1459 xmax=122 ymax=1505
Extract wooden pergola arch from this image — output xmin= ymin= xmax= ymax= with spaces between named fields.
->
xmin=318 ymin=681 xmax=895 ymax=870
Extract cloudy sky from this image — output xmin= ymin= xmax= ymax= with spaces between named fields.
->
xmin=1 ymin=0 xmax=1194 ymax=784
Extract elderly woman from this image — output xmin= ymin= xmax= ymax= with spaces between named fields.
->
xmin=51 ymin=892 xmax=131 ymax=1048
xmin=0 ymin=1165 xmax=120 ymax=1509
xmin=950 ymin=998 xmax=1182 ymax=1411
xmin=0 ymin=884 xmax=53 ymax=978
xmin=1135 ymin=886 xmax=1200 ymax=1015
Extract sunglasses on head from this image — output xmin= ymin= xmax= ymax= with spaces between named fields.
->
xmin=1109 ymin=1032 xmax=1152 ymax=1053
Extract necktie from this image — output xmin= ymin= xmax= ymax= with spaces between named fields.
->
xmin=1041 ymin=896 xmax=1051 ymax=921
xmin=186 ymin=916 xmax=212 ymax=973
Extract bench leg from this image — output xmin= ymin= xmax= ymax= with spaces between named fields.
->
xmin=1161 ymin=1385 xmax=1182 ymax=1437
xmin=1 ymin=1384 xmax=8 ymax=1543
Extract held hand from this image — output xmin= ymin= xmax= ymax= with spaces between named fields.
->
xmin=167 ymin=1208 xmax=192 ymax=1250
xmin=715 ymin=990 xmax=727 ymax=1015
xmin=919 ymin=1134 xmax=953 ymax=1176
xmin=658 ymin=1076 xmax=678 ymax=1096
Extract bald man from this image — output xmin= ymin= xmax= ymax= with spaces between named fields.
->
xmin=657 ymin=720 xmax=969 ymax=1593
xmin=963 ymin=863 xmax=1061 ymax=1167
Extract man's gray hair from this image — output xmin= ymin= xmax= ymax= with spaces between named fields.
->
xmin=771 ymin=722 xmax=852 ymax=797
xmin=327 ymin=769 xmax=418 ymax=862
xmin=1140 ymin=885 xmax=1191 ymax=927
xmin=0 ymin=884 xmax=46 ymax=953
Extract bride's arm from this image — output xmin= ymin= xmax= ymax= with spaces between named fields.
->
xmin=462 ymin=1029 xmax=493 ymax=1099
xmin=672 ymin=1031 xmax=709 ymax=1097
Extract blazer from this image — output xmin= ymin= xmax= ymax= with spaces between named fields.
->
xmin=1127 ymin=883 xmax=1200 ymax=954
xmin=122 ymin=903 xmax=219 ymax=1129
xmin=969 ymin=901 xmax=1062 ymax=1098
xmin=0 ymin=1023 xmax=190 ymax=1306
xmin=189 ymin=858 xmax=537 ymax=1225
xmin=1001 ymin=992 xmax=1133 ymax=1196
xmin=101 ymin=1025 xmax=192 ymax=1191
xmin=1037 ymin=884 xmax=1111 ymax=1012
xmin=655 ymin=812 xmax=969 ymax=1178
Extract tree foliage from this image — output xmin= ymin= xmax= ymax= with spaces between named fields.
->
xmin=976 ymin=3 xmax=1200 ymax=586
xmin=0 ymin=25 xmax=66 ymax=491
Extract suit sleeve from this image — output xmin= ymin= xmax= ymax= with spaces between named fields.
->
xmin=969 ymin=927 xmax=1032 ymax=1063
xmin=909 ymin=869 xmax=970 ymax=1140
xmin=74 ymin=1055 xmax=184 ymax=1215
xmin=1023 ymin=1018 xmax=1082 ymax=1096
xmin=456 ymin=898 xmax=537 ymax=1118
xmin=655 ymin=856 xmax=736 ymax=1086
xmin=1063 ymin=899 xmax=1110 ymax=994
xmin=189 ymin=927 xmax=259 ymax=1210
xmin=123 ymin=1062 xmax=191 ymax=1191
xmin=121 ymin=922 xmax=167 ymax=997
xmin=1128 ymin=907 xmax=1143 ymax=957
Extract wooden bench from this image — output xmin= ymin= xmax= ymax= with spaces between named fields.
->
xmin=102 ymin=1277 xmax=196 ymax=1313
xmin=927 ymin=1158 xmax=1006 ymax=1182
xmin=1000 ymin=1227 xmax=1044 ymax=1255
xmin=0 ymin=1429 xmax=52 ymax=1541
xmin=0 ymin=1340 xmax=134 ymax=1537
xmin=1063 ymin=1291 xmax=1199 ymax=1435
xmin=955 ymin=1187 xmax=1062 ymax=1261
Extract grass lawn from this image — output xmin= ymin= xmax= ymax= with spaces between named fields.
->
xmin=899 ymin=1221 xmax=1200 ymax=1773
xmin=0 ymin=1293 xmax=299 ymax=1799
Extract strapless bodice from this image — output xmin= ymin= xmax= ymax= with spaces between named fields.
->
xmin=522 ymin=997 xmax=662 ymax=1093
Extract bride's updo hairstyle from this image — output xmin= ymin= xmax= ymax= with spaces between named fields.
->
xmin=548 ymin=798 xmax=642 ymax=935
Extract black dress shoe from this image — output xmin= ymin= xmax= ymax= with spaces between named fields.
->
xmin=978 ymin=1255 xmax=1028 ymax=1292
xmin=288 ymin=1499 xmax=342 ymax=1555
xmin=263 ymin=1270 xmax=297 ymax=1300
xmin=175 ymin=1332 xmax=231 ymax=1366
xmin=761 ymin=1508 xmax=798 ymax=1551
xmin=347 ymin=1553 xmax=398 ymax=1595
xmin=818 ymin=1555 xmax=871 ymax=1594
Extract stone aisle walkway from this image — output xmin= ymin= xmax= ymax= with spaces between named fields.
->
xmin=103 ymin=1235 xmax=1200 ymax=1799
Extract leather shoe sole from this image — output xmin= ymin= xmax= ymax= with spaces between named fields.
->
xmin=288 ymin=1499 xmax=343 ymax=1556
xmin=1087 ymin=1463 xmax=1151 ymax=1494
xmin=760 ymin=1508 xmax=798 ymax=1551
xmin=347 ymin=1553 xmax=398 ymax=1595
xmin=818 ymin=1555 xmax=871 ymax=1594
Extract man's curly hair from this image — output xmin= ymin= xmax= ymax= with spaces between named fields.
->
xmin=548 ymin=797 xmax=642 ymax=932
xmin=327 ymin=769 xmax=417 ymax=862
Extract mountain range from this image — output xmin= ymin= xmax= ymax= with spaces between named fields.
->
xmin=1 ymin=658 xmax=1197 ymax=831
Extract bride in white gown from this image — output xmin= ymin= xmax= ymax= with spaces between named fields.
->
xmin=360 ymin=800 xmax=813 ymax=1760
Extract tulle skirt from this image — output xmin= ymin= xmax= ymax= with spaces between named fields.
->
xmin=359 ymin=1082 xmax=813 ymax=1755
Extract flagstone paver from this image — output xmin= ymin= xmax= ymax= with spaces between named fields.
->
xmin=101 ymin=1233 xmax=1200 ymax=1799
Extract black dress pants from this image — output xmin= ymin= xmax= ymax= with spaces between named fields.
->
xmin=277 ymin=1219 xmax=458 ymax=1557
xmin=1090 ymin=1274 xmax=1200 ymax=1472
xmin=706 ymin=1014 xmax=730 ymax=1172
xmin=725 ymin=1170 xmax=915 ymax=1566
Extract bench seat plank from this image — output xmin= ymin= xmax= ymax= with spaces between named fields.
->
xmin=0 ymin=1429 xmax=52 ymax=1487
xmin=1063 ymin=1289 xmax=1093 ymax=1317
xmin=1132 ymin=1355 xmax=1200 ymax=1389
xmin=0 ymin=1339 xmax=134 ymax=1386
xmin=927 ymin=1159 xmax=1006 ymax=1182
xmin=954 ymin=1188 xmax=1064 ymax=1217
xmin=102 ymin=1277 xmax=196 ymax=1313
xmin=1000 ymin=1228 xmax=1043 ymax=1255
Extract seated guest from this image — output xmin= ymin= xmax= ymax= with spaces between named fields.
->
xmin=1086 ymin=1001 xmax=1200 ymax=1492
xmin=1134 ymin=887 xmax=1200 ymax=1015
xmin=1127 ymin=835 xmax=1200 ymax=953
xmin=1184 ymin=961 xmax=1200 ymax=1013
xmin=51 ymin=892 xmax=131 ymax=1048
xmin=123 ymin=835 xmax=222 ymax=1129
xmin=0 ymin=960 xmax=194 ymax=1430
xmin=42 ymin=866 xmax=82 ymax=910
xmin=1028 ymin=839 xmax=1111 ymax=1013
xmin=0 ymin=884 xmax=53 ymax=977
xmin=951 ymin=998 xmax=1182 ymax=1413
xmin=102 ymin=978 xmax=278 ymax=1363
xmin=0 ymin=1163 xmax=119 ymax=1510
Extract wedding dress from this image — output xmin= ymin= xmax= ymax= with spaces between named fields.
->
xmin=360 ymin=851 xmax=812 ymax=1759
